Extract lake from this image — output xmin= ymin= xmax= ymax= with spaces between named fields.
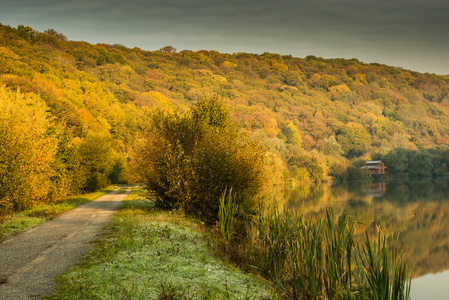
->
xmin=280 ymin=177 xmax=449 ymax=300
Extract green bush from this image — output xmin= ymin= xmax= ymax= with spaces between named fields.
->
xmin=84 ymin=172 xmax=109 ymax=193
xmin=134 ymin=97 xmax=267 ymax=224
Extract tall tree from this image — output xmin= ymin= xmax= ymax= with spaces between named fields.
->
xmin=0 ymin=86 xmax=57 ymax=213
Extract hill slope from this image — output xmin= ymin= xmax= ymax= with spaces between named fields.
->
xmin=1 ymin=24 xmax=449 ymax=189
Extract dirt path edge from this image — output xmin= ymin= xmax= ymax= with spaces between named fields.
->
xmin=0 ymin=187 xmax=131 ymax=299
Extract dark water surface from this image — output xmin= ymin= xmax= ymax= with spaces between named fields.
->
xmin=281 ymin=177 xmax=449 ymax=300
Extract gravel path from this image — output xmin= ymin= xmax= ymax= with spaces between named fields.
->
xmin=0 ymin=187 xmax=131 ymax=299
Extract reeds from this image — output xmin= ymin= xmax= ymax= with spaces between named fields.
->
xmin=255 ymin=209 xmax=410 ymax=299
xmin=357 ymin=232 xmax=411 ymax=300
xmin=218 ymin=188 xmax=237 ymax=241
xmin=218 ymin=196 xmax=411 ymax=299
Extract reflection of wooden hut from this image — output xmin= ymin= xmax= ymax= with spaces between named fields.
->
xmin=362 ymin=161 xmax=389 ymax=175
xmin=367 ymin=182 xmax=389 ymax=197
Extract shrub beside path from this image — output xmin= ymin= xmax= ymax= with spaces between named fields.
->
xmin=0 ymin=187 xmax=131 ymax=299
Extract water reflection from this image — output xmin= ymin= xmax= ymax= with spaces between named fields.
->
xmin=280 ymin=177 xmax=449 ymax=283
xmin=365 ymin=182 xmax=388 ymax=197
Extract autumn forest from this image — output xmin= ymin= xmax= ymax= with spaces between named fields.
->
xmin=1 ymin=24 xmax=449 ymax=215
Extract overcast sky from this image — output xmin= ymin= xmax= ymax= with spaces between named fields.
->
xmin=1 ymin=0 xmax=448 ymax=75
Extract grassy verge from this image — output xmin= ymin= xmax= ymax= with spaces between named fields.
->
xmin=51 ymin=187 xmax=278 ymax=299
xmin=0 ymin=185 xmax=118 ymax=242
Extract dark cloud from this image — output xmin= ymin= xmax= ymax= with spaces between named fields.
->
xmin=1 ymin=0 xmax=448 ymax=74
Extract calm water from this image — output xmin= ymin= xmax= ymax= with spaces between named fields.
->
xmin=281 ymin=177 xmax=449 ymax=300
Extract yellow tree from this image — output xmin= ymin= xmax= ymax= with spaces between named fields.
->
xmin=0 ymin=86 xmax=57 ymax=213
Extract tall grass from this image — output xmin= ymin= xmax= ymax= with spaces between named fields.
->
xmin=218 ymin=196 xmax=411 ymax=299
xmin=357 ymin=232 xmax=411 ymax=300
xmin=218 ymin=188 xmax=237 ymax=241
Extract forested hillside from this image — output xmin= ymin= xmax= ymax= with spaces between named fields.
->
xmin=1 ymin=24 xmax=449 ymax=213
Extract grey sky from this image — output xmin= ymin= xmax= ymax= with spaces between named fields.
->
xmin=1 ymin=0 xmax=448 ymax=74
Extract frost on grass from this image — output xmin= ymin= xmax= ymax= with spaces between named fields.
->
xmin=54 ymin=212 xmax=276 ymax=299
